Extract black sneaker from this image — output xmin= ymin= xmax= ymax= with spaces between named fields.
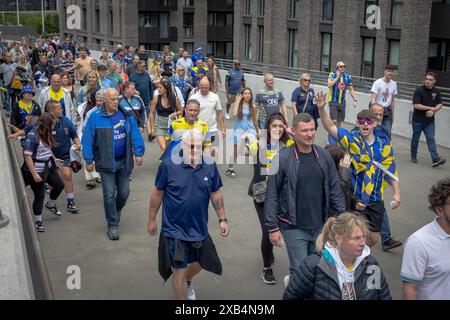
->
xmin=67 ymin=201 xmax=79 ymax=214
xmin=261 ymin=267 xmax=276 ymax=285
xmin=226 ymin=168 xmax=236 ymax=178
xmin=35 ymin=221 xmax=45 ymax=232
xmin=432 ymin=157 xmax=446 ymax=167
xmin=45 ymin=202 xmax=62 ymax=216
xmin=411 ymin=157 xmax=417 ymax=164
xmin=107 ymin=226 xmax=119 ymax=240
xmin=382 ymin=237 xmax=402 ymax=251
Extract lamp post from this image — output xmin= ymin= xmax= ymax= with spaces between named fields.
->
xmin=16 ymin=0 xmax=20 ymax=26
xmin=41 ymin=0 xmax=45 ymax=34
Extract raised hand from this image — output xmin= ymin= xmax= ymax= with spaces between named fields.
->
xmin=315 ymin=91 xmax=327 ymax=109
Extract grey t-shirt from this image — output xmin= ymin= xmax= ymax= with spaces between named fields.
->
xmin=255 ymin=88 xmax=285 ymax=121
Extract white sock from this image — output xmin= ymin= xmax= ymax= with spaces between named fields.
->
xmin=47 ymin=199 xmax=56 ymax=208
xmin=35 ymin=215 xmax=42 ymax=222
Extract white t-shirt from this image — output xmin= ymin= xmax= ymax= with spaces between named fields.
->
xmin=371 ymin=78 xmax=398 ymax=108
xmin=400 ymin=218 xmax=450 ymax=300
xmin=190 ymin=91 xmax=222 ymax=132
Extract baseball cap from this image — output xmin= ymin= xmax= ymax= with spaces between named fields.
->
xmin=195 ymin=47 xmax=202 ymax=51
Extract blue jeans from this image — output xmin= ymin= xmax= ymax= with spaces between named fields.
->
xmin=99 ymin=158 xmax=130 ymax=228
xmin=280 ymin=225 xmax=322 ymax=277
xmin=411 ymin=121 xmax=439 ymax=161
xmin=258 ymin=120 xmax=266 ymax=130
xmin=382 ymin=115 xmax=392 ymax=139
xmin=380 ymin=208 xmax=392 ymax=244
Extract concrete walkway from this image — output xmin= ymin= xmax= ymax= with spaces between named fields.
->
xmin=27 ymin=116 xmax=449 ymax=300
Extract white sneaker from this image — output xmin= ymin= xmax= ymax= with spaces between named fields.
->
xmin=225 ymin=113 xmax=230 ymax=120
xmin=284 ymin=275 xmax=290 ymax=288
xmin=187 ymin=282 xmax=196 ymax=300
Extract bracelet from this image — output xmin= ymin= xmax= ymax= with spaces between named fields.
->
xmin=219 ymin=218 xmax=228 ymax=224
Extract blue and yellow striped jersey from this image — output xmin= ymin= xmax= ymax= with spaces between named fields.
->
xmin=328 ymin=71 xmax=353 ymax=105
xmin=337 ymin=127 xmax=398 ymax=204
xmin=166 ymin=117 xmax=211 ymax=147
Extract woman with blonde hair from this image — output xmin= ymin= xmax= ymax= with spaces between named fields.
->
xmin=283 ymin=212 xmax=391 ymax=300
xmin=291 ymin=73 xmax=320 ymax=129
xmin=171 ymin=65 xmax=192 ymax=101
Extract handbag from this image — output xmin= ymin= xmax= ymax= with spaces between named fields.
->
xmin=252 ymin=180 xmax=267 ymax=203
xmin=10 ymin=74 xmax=24 ymax=90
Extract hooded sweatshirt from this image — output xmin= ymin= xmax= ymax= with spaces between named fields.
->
xmin=323 ymin=242 xmax=371 ymax=300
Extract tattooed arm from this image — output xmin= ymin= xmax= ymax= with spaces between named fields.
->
xmin=211 ymin=190 xmax=229 ymax=237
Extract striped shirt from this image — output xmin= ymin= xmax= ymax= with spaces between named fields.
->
xmin=328 ymin=71 xmax=353 ymax=105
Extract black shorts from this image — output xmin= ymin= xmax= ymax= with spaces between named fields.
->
xmin=360 ymin=201 xmax=385 ymax=232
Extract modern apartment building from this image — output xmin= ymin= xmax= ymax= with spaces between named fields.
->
xmin=58 ymin=0 xmax=234 ymax=59
xmin=234 ymin=0 xmax=450 ymax=87
xmin=58 ymin=0 xmax=450 ymax=87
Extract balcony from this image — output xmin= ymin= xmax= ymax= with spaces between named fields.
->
xmin=138 ymin=0 xmax=177 ymax=11
xmin=430 ymin=2 xmax=450 ymax=39
xmin=207 ymin=25 xmax=233 ymax=41
xmin=139 ymin=26 xmax=178 ymax=43
xmin=207 ymin=0 xmax=234 ymax=12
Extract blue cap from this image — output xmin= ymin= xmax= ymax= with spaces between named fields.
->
xmin=196 ymin=47 xmax=202 ymax=51
xmin=20 ymin=85 xmax=35 ymax=97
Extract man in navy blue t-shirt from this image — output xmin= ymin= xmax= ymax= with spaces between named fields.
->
xmin=147 ymin=128 xmax=229 ymax=300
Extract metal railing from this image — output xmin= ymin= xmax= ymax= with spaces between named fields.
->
xmin=1 ymin=113 xmax=54 ymax=300
xmin=82 ymin=43 xmax=450 ymax=106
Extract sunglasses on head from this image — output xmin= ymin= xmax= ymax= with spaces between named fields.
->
xmin=357 ymin=119 xmax=374 ymax=125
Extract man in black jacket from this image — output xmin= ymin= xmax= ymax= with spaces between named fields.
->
xmin=265 ymin=113 xmax=346 ymax=280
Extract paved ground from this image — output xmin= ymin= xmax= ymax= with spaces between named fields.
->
xmin=22 ymin=109 xmax=449 ymax=300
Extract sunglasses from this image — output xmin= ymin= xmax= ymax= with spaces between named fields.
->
xmin=339 ymin=65 xmax=346 ymax=68
xmin=303 ymin=79 xmax=311 ymax=82
xmin=357 ymin=119 xmax=374 ymax=125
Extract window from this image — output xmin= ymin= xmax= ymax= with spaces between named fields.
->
xmin=361 ymin=37 xmax=375 ymax=77
xmin=245 ymin=0 xmax=251 ymax=15
xmin=428 ymin=39 xmax=448 ymax=71
xmin=258 ymin=26 xmax=264 ymax=62
xmin=159 ymin=13 xmax=169 ymax=38
xmin=225 ymin=41 xmax=233 ymax=59
xmin=390 ymin=0 xmax=403 ymax=26
xmin=183 ymin=0 xmax=194 ymax=6
xmin=288 ymin=0 xmax=299 ymax=19
xmin=364 ymin=0 xmax=378 ymax=23
xmin=184 ymin=13 xmax=194 ymax=37
xmin=82 ymin=8 xmax=87 ymax=29
xmin=258 ymin=0 xmax=265 ymax=16
xmin=95 ymin=8 xmax=100 ymax=32
xmin=207 ymin=42 xmax=216 ymax=56
xmin=184 ymin=42 xmax=194 ymax=54
xmin=287 ymin=29 xmax=298 ymax=67
xmin=321 ymin=33 xmax=332 ymax=72
xmin=323 ymin=0 xmax=334 ymax=22
xmin=388 ymin=40 xmax=400 ymax=69
xmin=244 ymin=24 xmax=252 ymax=59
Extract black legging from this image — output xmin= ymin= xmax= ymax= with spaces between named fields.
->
xmin=253 ymin=200 xmax=274 ymax=268
xmin=22 ymin=166 xmax=64 ymax=216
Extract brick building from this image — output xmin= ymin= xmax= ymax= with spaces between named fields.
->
xmin=58 ymin=0 xmax=450 ymax=87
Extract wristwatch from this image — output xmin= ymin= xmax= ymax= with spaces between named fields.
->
xmin=219 ymin=218 xmax=228 ymax=224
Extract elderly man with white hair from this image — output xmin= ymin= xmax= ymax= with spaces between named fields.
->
xmin=82 ymin=88 xmax=145 ymax=240
xmin=147 ymin=128 xmax=229 ymax=300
